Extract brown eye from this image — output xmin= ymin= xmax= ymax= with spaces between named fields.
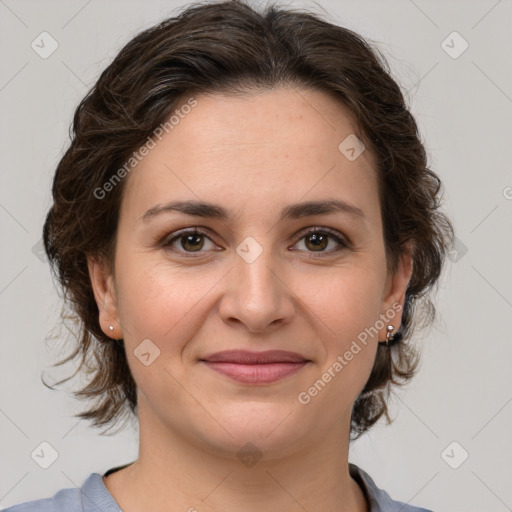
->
xmin=179 ymin=233 xmax=205 ymax=252
xmin=162 ymin=229 xmax=217 ymax=256
xmin=304 ymin=232 xmax=329 ymax=252
xmin=293 ymin=228 xmax=350 ymax=256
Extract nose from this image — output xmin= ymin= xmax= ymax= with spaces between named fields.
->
xmin=218 ymin=244 xmax=295 ymax=334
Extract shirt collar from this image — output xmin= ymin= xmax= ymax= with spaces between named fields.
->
xmin=82 ymin=462 xmax=421 ymax=512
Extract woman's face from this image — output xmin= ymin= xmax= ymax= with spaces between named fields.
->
xmin=89 ymin=86 xmax=411 ymax=458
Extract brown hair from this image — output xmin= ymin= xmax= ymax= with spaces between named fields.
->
xmin=42 ymin=0 xmax=454 ymax=439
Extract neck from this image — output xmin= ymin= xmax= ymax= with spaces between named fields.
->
xmin=103 ymin=401 xmax=368 ymax=512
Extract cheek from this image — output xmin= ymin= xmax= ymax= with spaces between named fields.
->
xmin=302 ymin=266 xmax=383 ymax=397
xmin=114 ymin=257 xmax=219 ymax=355
xmin=113 ymin=262 xmax=206 ymax=404
xmin=115 ymin=264 xmax=169 ymax=338
xmin=310 ymin=263 xmax=384 ymax=342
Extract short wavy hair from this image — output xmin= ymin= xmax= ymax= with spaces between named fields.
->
xmin=42 ymin=0 xmax=454 ymax=439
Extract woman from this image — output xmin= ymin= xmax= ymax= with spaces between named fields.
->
xmin=5 ymin=0 xmax=453 ymax=511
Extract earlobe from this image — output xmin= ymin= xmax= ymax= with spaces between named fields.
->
xmin=87 ymin=255 xmax=120 ymax=338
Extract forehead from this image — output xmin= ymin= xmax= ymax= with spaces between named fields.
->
xmin=166 ymin=86 xmax=364 ymax=160
xmin=120 ymin=86 xmax=379 ymax=223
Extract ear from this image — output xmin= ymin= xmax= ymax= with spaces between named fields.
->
xmin=379 ymin=243 xmax=413 ymax=339
xmin=87 ymin=254 xmax=121 ymax=339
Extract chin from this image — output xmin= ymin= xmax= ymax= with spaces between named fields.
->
xmin=194 ymin=401 xmax=313 ymax=460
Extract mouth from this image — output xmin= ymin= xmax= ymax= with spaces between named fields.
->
xmin=199 ymin=350 xmax=310 ymax=384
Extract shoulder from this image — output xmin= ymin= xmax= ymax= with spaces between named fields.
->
xmin=349 ymin=463 xmax=434 ymax=512
xmin=2 ymin=487 xmax=81 ymax=512
xmin=2 ymin=472 xmax=119 ymax=512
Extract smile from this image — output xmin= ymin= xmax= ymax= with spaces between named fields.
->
xmin=199 ymin=350 xmax=310 ymax=384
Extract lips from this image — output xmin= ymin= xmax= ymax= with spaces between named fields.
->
xmin=201 ymin=350 xmax=308 ymax=364
xmin=200 ymin=350 xmax=310 ymax=384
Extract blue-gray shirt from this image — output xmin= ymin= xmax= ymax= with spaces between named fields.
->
xmin=2 ymin=463 xmax=433 ymax=511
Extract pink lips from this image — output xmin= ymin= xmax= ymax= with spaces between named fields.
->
xmin=200 ymin=350 xmax=309 ymax=384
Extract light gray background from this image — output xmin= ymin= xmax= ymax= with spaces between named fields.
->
xmin=1 ymin=1 xmax=511 ymax=511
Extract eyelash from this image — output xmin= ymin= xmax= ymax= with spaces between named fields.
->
xmin=159 ymin=226 xmax=351 ymax=258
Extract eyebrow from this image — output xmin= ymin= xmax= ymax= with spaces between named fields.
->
xmin=140 ymin=199 xmax=366 ymax=223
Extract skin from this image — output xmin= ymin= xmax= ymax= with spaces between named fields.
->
xmin=88 ymin=86 xmax=412 ymax=512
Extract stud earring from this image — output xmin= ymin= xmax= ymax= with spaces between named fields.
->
xmin=378 ymin=325 xmax=394 ymax=346
xmin=385 ymin=325 xmax=394 ymax=346
xmin=378 ymin=324 xmax=403 ymax=347
xmin=109 ymin=325 xmax=114 ymax=331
